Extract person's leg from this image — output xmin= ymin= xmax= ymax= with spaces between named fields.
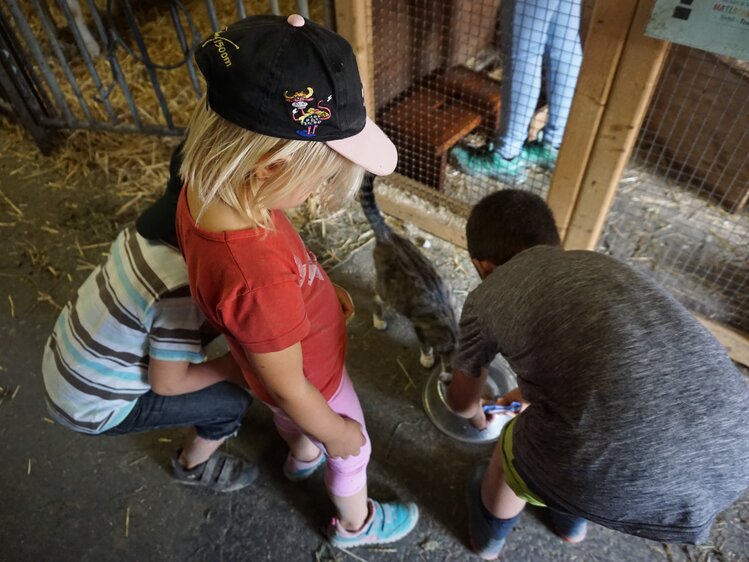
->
xmin=105 ymin=381 xmax=256 ymax=490
xmin=180 ymin=427 xmax=227 ymax=468
xmin=269 ymin=371 xmax=418 ymax=545
xmin=272 ymin=402 xmax=369 ymax=527
xmin=495 ymin=0 xmax=559 ymax=159
xmin=482 ymin=438 xmax=527 ymax=519
xmin=451 ymin=0 xmax=558 ymax=182
xmin=543 ymin=0 xmax=582 ymax=148
xmin=548 ymin=507 xmax=588 ymax=543
xmin=272 ymin=411 xmax=327 ymax=481
xmin=467 ymin=440 xmax=526 ymax=559
xmin=322 ymin=371 xmax=418 ymax=546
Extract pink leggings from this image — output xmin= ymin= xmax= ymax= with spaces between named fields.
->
xmin=267 ymin=370 xmax=371 ymax=497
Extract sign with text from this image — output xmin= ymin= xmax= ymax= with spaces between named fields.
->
xmin=646 ymin=0 xmax=749 ymax=60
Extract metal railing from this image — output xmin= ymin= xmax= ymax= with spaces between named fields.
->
xmin=0 ymin=0 xmax=327 ymax=151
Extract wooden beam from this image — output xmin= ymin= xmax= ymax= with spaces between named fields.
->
xmin=546 ymin=0 xmax=639 ymax=239
xmin=376 ymin=183 xmax=467 ymax=249
xmin=694 ymin=314 xmax=749 ymax=368
xmin=334 ymin=0 xmax=375 ymax=117
xmin=563 ymin=0 xmax=670 ymax=250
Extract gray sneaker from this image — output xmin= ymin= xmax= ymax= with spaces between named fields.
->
xmin=171 ymin=450 xmax=258 ymax=492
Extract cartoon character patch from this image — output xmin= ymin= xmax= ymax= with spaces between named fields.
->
xmin=283 ymin=87 xmax=332 ymax=138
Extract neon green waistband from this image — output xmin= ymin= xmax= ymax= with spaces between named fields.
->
xmin=500 ymin=416 xmax=547 ymax=507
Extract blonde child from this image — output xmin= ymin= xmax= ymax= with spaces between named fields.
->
xmin=174 ymin=14 xmax=418 ymax=547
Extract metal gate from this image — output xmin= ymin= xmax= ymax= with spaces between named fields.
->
xmin=0 ymin=0 xmax=331 ymax=152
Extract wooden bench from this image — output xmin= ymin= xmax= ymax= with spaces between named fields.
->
xmin=433 ymin=66 xmax=502 ymax=136
xmin=380 ymin=88 xmax=482 ymax=191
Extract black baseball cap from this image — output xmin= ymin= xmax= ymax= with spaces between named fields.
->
xmin=135 ymin=141 xmax=184 ymax=240
xmin=194 ymin=14 xmax=397 ymax=176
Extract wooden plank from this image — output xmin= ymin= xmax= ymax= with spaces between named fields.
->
xmin=376 ymin=185 xmax=467 ymax=248
xmin=695 ymin=314 xmax=749 ymax=368
xmin=563 ymin=0 xmax=670 ymax=250
xmin=335 ymin=0 xmax=375 ymax=116
xmin=546 ymin=0 xmax=639 ymax=240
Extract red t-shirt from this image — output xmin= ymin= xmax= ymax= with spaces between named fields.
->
xmin=175 ymin=188 xmax=346 ymax=405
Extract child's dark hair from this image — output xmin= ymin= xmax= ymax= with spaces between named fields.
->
xmin=466 ymin=189 xmax=561 ymax=266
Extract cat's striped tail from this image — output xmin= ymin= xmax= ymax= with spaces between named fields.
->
xmin=358 ymin=174 xmax=392 ymax=241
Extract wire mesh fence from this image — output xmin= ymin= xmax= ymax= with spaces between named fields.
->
xmin=601 ymin=45 xmax=748 ymax=332
xmin=371 ymin=0 xmax=592 ymax=207
xmin=2 ymin=0 xmax=747 ymax=334
xmin=0 ymin=0 xmax=327 ymax=141
xmin=371 ymin=0 xmax=746 ymax=333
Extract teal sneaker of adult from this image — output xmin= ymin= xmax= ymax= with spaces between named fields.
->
xmin=524 ymin=132 xmax=559 ymax=171
xmin=450 ymin=145 xmax=528 ymax=185
xmin=283 ymin=450 xmax=326 ymax=482
xmin=329 ymin=499 xmax=419 ymax=548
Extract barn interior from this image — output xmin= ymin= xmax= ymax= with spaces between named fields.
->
xmin=0 ymin=1 xmax=747 ymax=561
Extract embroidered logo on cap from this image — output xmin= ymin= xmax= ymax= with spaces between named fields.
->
xmin=283 ymin=87 xmax=333 ymax=138
xmin=202 ymin=29 xmax=239 ymax=68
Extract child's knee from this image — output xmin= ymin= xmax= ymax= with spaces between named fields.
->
xmin=324 ymin=435 xmax=372 ymax=497
xmin=214 ymin=382 xmax=252 ymax=419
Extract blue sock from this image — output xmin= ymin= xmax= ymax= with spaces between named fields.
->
xmin=479 ymin=499 xmax=521 ymax=542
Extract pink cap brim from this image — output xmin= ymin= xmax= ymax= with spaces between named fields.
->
xmin=326 ymin=117 xmax=397 ymax=176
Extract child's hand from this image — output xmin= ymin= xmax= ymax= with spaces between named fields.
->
xmin=216 ymin=353 xmax=246 ymax=386
xmin=333 ymin=284 xmax=355 ymax=324
xmin=325 ymin=417 xmax=366 ymax=458
xmin=494 ymin=387 xmax=528 ymax=414
xmin=471 ymin=388 xmax=527 ymax=430
xmin=469 ymin=404 xmax=489 ymax=430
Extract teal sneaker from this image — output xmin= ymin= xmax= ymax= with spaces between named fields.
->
xmin=450 ymin=145 xmax=528 ymax=185
xmin=524 ymin=132 xmax=559 ymax=171
xmin=282 ymin=450 xmax=326 ymax=482
xmin=329 ymin=499 xmax=419 ymax=548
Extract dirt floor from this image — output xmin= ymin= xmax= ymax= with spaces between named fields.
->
xmin=1 ymin=127 xmax=748 ymax=562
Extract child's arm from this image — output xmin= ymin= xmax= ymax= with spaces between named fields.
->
xmin=149 ymin=353 xmax=244 ymax=396
xmin=447 ymin=367 xmax=490 ymax=427
xmin=244 ymin=343 xmax=365 ymax=458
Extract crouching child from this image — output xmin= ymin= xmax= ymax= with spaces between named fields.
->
xmin=42 ymin=145 xmax=257 ymax=492
xmin=447 ymin=189 xmax=749 ymax=559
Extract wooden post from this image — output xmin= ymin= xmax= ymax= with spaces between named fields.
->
xmin=695 ymin=315 xmax=749 ymax=368
xmin=562 ymin=0 xmax=670 ymax=250
xmin=334 ymin=0 xmax=376 ymax=117
xmin=546 ymin=0 xmax=640 ymax=240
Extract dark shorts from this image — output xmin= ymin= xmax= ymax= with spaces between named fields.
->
xmin=103 ymin=381 xmax=251 ymax=441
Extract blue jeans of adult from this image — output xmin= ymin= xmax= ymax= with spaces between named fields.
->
xmin=103 ymin=381 xmax=251 ymax=441
xmin=495 ymin=0 xmax=583 ymax=159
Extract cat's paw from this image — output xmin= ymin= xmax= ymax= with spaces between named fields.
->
xmin=420 ymin=348 xmax=435 ymax=368
xmin=372 ymin=313 xmax=388 ymax=331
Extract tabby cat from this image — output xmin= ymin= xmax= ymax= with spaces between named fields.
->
xmin=359 ymin=175 xmax=458 ymax=370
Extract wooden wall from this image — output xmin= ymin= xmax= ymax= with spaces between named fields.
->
xmin=641 ymin=47 xmax=749 ymax=213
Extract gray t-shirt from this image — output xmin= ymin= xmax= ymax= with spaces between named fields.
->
xmin=455 ymin=246 xmax=749 ymax=544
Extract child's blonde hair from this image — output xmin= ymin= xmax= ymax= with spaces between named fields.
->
xmin=181 ymin=98 xmax=364 ymax=229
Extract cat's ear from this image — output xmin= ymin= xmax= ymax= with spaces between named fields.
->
xmin=471 ymin=258 xmax=496 ymax=280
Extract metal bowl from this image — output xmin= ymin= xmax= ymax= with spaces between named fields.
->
xmin=422 ymin=355 xmax=518 ymax=444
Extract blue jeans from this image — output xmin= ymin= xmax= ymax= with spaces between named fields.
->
xmin=495 ymin=0 xmax=583 ymax=159
xmin=103 ymin=382 xmax=251 ymax=441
